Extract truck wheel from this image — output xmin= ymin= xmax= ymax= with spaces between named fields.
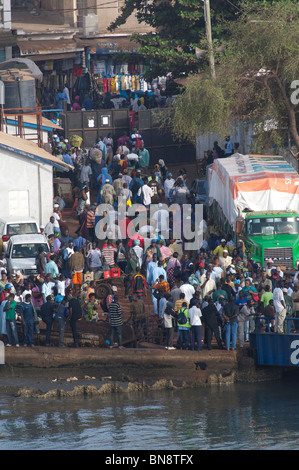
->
xmin=95 ymin=282 xmax=112 ymax=299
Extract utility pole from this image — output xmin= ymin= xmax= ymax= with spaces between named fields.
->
xmin=203 ymin=0 xmax=216 ymax=79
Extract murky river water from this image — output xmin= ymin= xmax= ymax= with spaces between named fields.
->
xmin=1 ymin=380 xmax=299 ymax=450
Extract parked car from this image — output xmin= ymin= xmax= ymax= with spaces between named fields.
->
xmin=6 ymin=234 xmax=49 ymax=278
xmin=0 ymin=217 xmax=40 ymax=253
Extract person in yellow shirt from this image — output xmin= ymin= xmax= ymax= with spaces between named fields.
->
xmin=175 ymin=293 xmax=189 ymax=312
xmin=213 ymin=239 xmax=229 ymax=257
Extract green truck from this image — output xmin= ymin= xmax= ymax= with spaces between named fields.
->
xmin=208 ymin=154 xmax=299 ymax=270
xmin=237 ymin=210 xmax=299 ymax=269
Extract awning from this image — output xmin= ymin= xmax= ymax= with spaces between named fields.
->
xmin=0 ymin=131 xmax=72 ymax=171
xmin=0 ymin=31 xmax=17 ymax=47
xmin=4 ymin=114 xmax=63 ymax=131
xmin=17 ymin=39 xmax=84 ymax=59
xmin=78 ymin=36 xmax=139 ymax=54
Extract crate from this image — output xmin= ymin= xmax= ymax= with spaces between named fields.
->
xmin=84 ymin=272 xmax=94 ymax=282
xmin=111 ymin=267 xmax=121 ymax=278
xmin=104 ymin=270 xmax=112 ymax=279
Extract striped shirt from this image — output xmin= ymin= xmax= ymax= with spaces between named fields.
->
xmin=102 ymin=245 xmax=117 ymax=266
xmin=86 ymin=210 xmax=95 ymax=228
xmin=109 ymin=302 xmax=122 ymax=326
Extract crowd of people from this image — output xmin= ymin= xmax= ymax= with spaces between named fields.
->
xmin=0 ymin=128 xmax=297 ymax=352
xmin=43 ymin=84 xmax=173 ymax=116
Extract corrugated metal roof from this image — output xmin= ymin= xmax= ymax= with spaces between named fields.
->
xmin=4 ymin=114 xmax=63 ymax=130
xmin=0 ymin=131 xmax=71 ymax=171
xmin=0 ymin=31 xmax=17 ymax=47
xmin=17 ymin=39 xmax=84 ymax=56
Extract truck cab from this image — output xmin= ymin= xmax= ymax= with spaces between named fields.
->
xmin=238 ymin=210 xmax=299 ymax=269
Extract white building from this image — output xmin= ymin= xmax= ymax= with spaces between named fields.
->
xmin=0 ymin=131 xmax=71 ymax=227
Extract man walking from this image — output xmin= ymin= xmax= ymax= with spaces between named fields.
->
xmin=19 ymin=294 xmax=35 ymax=347
xmin=130 ymin=293 xmax=147 ymax=342
xmin=201 ymin=298 xmax=224 ymax=350
xmin=223 ymin=295 xmax=239 ymax=350
xmin=273 ymin=280 xmax=286 ymax=334
xmin=188 ymin=299 xmax=203 ymax=351
xmin=41 ymin=295 xmax=56 ymax=346
xmin=109 ymin=295 xmax=124 ymax=349
xmin=69 ymin=246 xmax=85 ymax=294
xmin=67 ymin=287 xmax=82 ymax=348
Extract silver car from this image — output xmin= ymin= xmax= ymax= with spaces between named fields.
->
xmin=6 ymin=234 xmax=49 ymax=278
xmin=0 ymin=217 xmax=40 ymax=253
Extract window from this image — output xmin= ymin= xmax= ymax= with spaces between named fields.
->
xmin=11 ymin=243 xmax=48 ymax=259
xmin=7 ymin=223 xmax=38 ymax=236
xmin=247 ymin=217 xmax=299 ymax=235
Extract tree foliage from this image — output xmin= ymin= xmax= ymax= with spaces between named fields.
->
xmin=171 ymin=0 xmax=299 ymax=152
xmin=108 ymin=0 xmax=244 ymax=80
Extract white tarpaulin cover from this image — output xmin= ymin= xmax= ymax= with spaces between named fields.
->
xmin=208 ymin=153 xmax=299 ymax=226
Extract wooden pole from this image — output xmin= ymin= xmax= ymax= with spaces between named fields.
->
xmin=204 ymin=0 xmax=216 ymax=79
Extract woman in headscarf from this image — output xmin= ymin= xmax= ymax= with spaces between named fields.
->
xmin=89 ymin=147 xmax=105 ymax=190
xmin=159 ymin=240 xmax=173 ymax=267
xmin=96 ymin=167 xmax=113 ymax=204
xmin=145 ymin=239 xmax=162 ymax=262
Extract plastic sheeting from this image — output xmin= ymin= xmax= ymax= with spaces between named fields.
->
xmin=208 ymin=153 xmax=299 ymax=227
xmin=0 ymin=58 xmax=43 ymax=82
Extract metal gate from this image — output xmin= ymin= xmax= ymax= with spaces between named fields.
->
xmin=138 ymin=108 xmax=196 ymax=165
xmin=61 ymin=108 xmax=196 ymax=165
xmin=61 ymin=108 xmax=129 ymax=148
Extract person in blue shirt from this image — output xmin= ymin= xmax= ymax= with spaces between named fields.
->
xmin=146 ymin=253 xmax=158 ymax=287
xmin=97 ymin=167 xmax=113 ymax=203
xmin=62 ymin=150 xmax=74 ymax=167
xmin=235 ymin=290 xmax=248 ymax=309
xmin=82 ymin=94 xmax=94 ymax=110
xmin=225 ymin=136 xmax=233 ymax=157
xmin=56 ymin=87 xmax=68 ymax=111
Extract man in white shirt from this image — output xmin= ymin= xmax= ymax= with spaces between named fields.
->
xmin=137 ymin=179 xmax=153 ymax=208
xmin=44 ymin=216 xmax=55 ymax=238
xmin=130 ymin=239 xmax=144 ymax=269
xmin=52 ymin=204 xmax=61 ymax=234
xmin=88 ymin=243 xmax=102 ymax=272
xmin=200 ymin=272 xmax=216 ymax=299
xmin=188 ymin=300 xmax=202 ymax=350
xmin=164 ymin=173 xmax=175 ymax=203
xmin=180 ymin=280 xmax=195 ymax=303
xmin=41 ymin=274 xmax=56 ymax=302
xmin=66 ymin=241 xmax=74 ymax=259
xmin=273 ymin=280 xmax=286 ymax=333
xmin=63 ymin=83 xmax=71 ymax=110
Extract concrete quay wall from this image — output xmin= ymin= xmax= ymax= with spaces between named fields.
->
xmin=0 ymin=346 xmax=283 ymax=398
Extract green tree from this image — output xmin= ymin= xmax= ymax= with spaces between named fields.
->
xmin=108 ymin=0 xmax=243 ymax=80
xmin=171 ymin=0 xmax=299 ymax=153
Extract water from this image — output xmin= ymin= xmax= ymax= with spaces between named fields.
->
xmin=1 ymin=381 xmax=299 ymax=450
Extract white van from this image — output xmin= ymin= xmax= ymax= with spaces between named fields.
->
xmin=0 ymin=217 xmax=40 ymax=253
xmin=6 ymin=234 xmax=49 ymax=278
